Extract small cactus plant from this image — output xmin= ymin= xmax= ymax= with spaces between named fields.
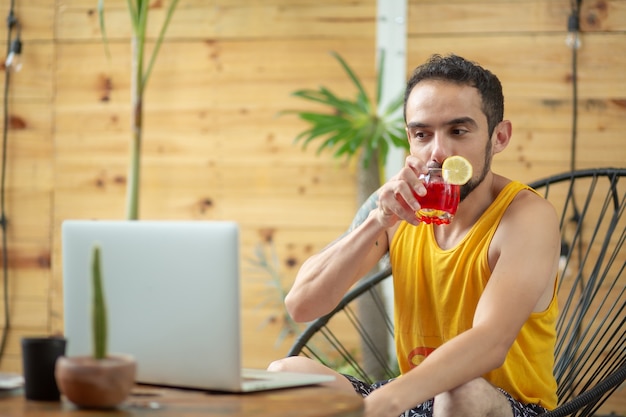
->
xmin=55 ymin=244 xmax=136 ymax=409
xmin=91 ymin=245 xmax=107 ymax=360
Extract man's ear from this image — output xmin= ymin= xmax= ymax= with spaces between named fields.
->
xmin=492 ymin=120 xmax=512 ymax=154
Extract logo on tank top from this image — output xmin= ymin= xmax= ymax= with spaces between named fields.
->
xmin=408 ymin=346 xmax=436 ymax=368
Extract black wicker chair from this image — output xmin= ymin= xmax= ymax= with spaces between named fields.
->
xmin=287 ymin=168 xmax=626 ymax=417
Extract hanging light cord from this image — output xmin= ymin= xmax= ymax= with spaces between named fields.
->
xmin=0 ymin=1 xmax=18 ymax=361
xmin=569 ymin=0 xmax=582 ymax=225
xmin=568 ymin=0 xmax=582 ymax=176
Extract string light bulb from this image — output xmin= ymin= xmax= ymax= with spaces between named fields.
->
xmin=565 ymin=13 xmax=581 ymax=50
xmin=5 ymin=37 xmax=22 ymax=72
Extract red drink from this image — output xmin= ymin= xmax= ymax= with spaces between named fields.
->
xmin=413 ymin=170 xmax=460 ymax=225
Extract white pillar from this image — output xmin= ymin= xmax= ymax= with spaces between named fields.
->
xmin=377 ymin=0 xmax=406 ymax=363
xmin=377 ymin=0 xmax=407 ymax=181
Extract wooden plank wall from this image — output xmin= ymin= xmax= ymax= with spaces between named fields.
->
xmin=0 ymin=0 xmax=624 ymax=412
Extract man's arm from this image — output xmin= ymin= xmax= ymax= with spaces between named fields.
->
xmin=286 ymin=156 xmax=429 ymax=323
xmin=363 ymin=190 xmax=561 ymax=417
xmin=285 ymin=209 xmax=390 ymax=322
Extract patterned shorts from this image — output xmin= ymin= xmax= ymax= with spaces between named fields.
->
xmin=343 ymin=374 xmax=547 ymax=417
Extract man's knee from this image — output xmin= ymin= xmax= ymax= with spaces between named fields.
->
xmin=267 ymin=356 xmax=358 ymax=394
xmin=434 ymin=378 xmax=512 ymax=417
xmin=267 ymin=356 xmax=315 ymax=373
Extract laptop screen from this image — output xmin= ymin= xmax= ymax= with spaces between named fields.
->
xmin=61 ymin=220 xmax=243 ymax=389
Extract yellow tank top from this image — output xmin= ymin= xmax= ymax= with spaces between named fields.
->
xmin=389 ymin=181 xmax=558 ymax=409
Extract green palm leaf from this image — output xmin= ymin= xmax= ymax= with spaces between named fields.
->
xmin=330 ymin=51 xmax=371 ymax=109
xmin=286 ymin=51 xmax=408 ymax=168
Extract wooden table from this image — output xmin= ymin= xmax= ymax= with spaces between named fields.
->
xmin=0 ymin=385 xmax=364 ymax=417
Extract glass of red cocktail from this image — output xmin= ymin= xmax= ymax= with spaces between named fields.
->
xmin=414 ymin=167 xmax=460 ymax=225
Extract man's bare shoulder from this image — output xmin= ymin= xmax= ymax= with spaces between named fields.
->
xmin=497 ymin=179 xmax=560 ymax=239
xmin=492 ymin=175 xmax=556 ymax=216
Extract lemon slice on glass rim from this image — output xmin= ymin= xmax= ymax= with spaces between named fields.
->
xmin=442 ymin=156 xmax=473 ymax=185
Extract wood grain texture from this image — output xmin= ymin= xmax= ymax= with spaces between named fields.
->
xmin=0 ymin=0 xmax=624 ymax=413
xmin=0 ymin=385 xmax=364 ymax=417
xmin=56 ymin=0 xmax=376 ymax=40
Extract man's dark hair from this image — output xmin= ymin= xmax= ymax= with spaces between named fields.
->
xmin=404 ymin=54 xmax=504 ymax=137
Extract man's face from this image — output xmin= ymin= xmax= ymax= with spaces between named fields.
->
xmin=404 ymin=80 xmax=494 ymax=201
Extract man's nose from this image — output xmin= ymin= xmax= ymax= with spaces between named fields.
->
xmin=430 ymin=134 xmax=451 ymax=165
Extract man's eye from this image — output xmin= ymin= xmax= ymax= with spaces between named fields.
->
xmin=452 ymin=128 xmax=467 ymax=135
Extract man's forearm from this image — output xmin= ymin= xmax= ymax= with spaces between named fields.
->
xmin=285 ymin=211 xmax=389 ymax=322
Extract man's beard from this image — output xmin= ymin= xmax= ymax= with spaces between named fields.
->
xmin=460 ymin=140 xmax=492 ymax=202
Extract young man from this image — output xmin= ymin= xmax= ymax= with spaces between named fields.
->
xmin=269 ymin=54 xmax=560 ymax=417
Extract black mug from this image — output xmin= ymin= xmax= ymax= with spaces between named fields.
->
xmin=21 ymin=336 xmax=67 ymax=401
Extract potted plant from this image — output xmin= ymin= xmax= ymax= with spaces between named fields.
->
xmin=284 ymin=51 xmax=408 ymax=379
xmin=55 ymin=245 xmax=136 ymax=408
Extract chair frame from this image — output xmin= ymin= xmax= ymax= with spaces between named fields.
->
xmin=288 ymin=167 xmax=626 ymax=417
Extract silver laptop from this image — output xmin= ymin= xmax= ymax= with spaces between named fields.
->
xmin=61 ymin=220 xmax=334 ymax=392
